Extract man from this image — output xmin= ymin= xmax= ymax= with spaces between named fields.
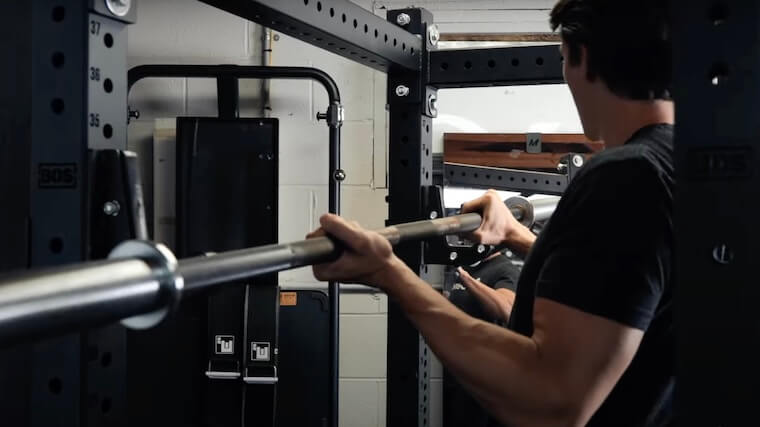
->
xmin=308 ymin=0 xmax=674 ymax=425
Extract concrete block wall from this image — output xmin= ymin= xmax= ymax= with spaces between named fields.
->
xmin=127 ymin=0 xmax=265 ymax=234
xmin=266 ymin=25 xmax=393 ymax=427
xmin=126 ymin=1 xmax=581 ymax=426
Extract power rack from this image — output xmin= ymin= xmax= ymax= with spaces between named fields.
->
xmin=0 ymin=1 xmax=747 ymax=426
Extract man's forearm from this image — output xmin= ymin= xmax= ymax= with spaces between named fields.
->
xmin=378 ymin=257 xmax=566 ymax=426
xmin=505 ymin=224 xmax=537 ymax=256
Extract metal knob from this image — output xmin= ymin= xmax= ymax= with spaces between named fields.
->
xmin=427 ymin=24 xmax=440 ymax=46
xmin=105 ymin=0 xmax=131 ymax=17
xmin=103 ymin=200 xmax=121 ymax=217
xmin=395 ymin=85 xmax=410 ymax=97
xmin=427 ymin=94 xmax=438 ymax=118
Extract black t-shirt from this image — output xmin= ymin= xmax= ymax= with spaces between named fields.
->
xmin=465 ymin=252 xmax=521 ymax=293
xmin=449 ymin=253 xmax=521 ymax=322
xmin=508 ymin=124 xmax=675 ymax=427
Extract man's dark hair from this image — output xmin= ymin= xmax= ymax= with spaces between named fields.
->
xmin=550 ymin=0 xmax=672 ymax=100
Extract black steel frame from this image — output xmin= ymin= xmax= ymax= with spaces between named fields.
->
xmin=673 ymin=1 xmax=760 ymax=425
xmin=444 ymin=163 xmax=569 ymax=196
xmin=430 ymin=45 xmax=564 ymax=88
xmin=0 ymin=1 xmax=135 ymax=425
xmin=199 ymin=0 xmax=422 ymax=72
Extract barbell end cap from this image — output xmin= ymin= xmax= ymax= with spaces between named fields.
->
xmin=108 ymin=240 xmax=184 ymax=330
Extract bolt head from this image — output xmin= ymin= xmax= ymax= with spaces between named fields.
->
xmin=429 ymin=211 xmax=438 ymax=219
xmin=572 ymin=155 xmax=584 ymax=168
xmin=105 ymin=0 xmax=131 ymax=16
xmin=427 ymin=24 xmax=440 ymax=46
xmin=427 ymin=94 xmax=438 ymax=118
xmin=449 ymin=252 xmax=458 ymax=261
xmin=712 ymin=244 xmax=734 ymax=265
xmin=103 ymin=200 xmax=121 ymax=217
xmin=396 ymin=13 xmax=411 ymax=26
xmin=334 ymin=169 xmax=347 ymax=182
xmin=477 ymin=244 xmax=486 ymax=254
xmin=395 ymin=85 xmax=410 ymax=97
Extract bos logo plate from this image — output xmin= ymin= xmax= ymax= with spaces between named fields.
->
xmin=251 ymin=342 xmax=271 ymax=361
xmin=38 ymin=163 xmax=77 ymax=188
xmin=215 ymin=335 xmax=234 ymax=355
xmin=688 ymin=147 xmax=752 ymax=179
xmin=526 ymin=132 xmax=542 ymax=154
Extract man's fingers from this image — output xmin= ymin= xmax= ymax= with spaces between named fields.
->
xmin=319 ymin=213 xmax=364 ymax=247
xmin=458 ymin=267 xmax=485 ymax=291
xmin=306 ymin=227 xmax=327 ymax=239
xmin=460 ymin=195 xmax=486 ymax=215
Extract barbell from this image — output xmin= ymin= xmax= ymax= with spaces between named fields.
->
xmin=0 ymin=196 xmax=559 ymax=344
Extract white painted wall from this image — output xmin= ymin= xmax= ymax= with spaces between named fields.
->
xmin=126 ymin=1 xmax=581 ymax=426
xmin=266 ymin=28 xmax=392 ymax=427
xmin=434 ymin=84 xmax=583 ymax=153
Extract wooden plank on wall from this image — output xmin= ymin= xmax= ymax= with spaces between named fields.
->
xmin=444 ymin=133 xmax=603 ymax=170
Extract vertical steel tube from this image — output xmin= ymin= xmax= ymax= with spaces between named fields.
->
xmin=327 ymin=121 xmax=341 ymax=427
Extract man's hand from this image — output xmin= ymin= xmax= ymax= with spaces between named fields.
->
xmin=457 ymin=267 xmax=515 ymax=322
xmin=307 ymin=214 xmax=404 ymax=289
xmin=461 ymin=190 xmax=536 ymax=254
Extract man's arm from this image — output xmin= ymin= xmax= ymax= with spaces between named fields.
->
xmin=380 ymin=257 xmax=643 ymax=427
xmin=309 ymin=214 xmax=644 ymax=427
xmin=457 ymin=267 xmax=515 ymax=322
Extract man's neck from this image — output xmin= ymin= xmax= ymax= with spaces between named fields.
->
xmin=598 ymin=99 xmax=674 ymax=148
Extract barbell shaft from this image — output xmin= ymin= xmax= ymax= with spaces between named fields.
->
xmin=0 ymin=213 xmax=483 ymax=344
xmin=179 ymin=213 xmax=483 ymax=295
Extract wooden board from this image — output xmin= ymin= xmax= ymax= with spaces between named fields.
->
xmin=444 ymin=133 xmax=604 ymax=170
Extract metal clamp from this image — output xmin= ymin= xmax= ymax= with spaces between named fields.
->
xmin=317 ymin=102 xmax=345 ymax=126
xmin=108 ymin=240 xmax=184 ymax=329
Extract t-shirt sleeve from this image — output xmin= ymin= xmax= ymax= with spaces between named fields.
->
xmin=535 ymin=159 xmax=672 ymax=330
